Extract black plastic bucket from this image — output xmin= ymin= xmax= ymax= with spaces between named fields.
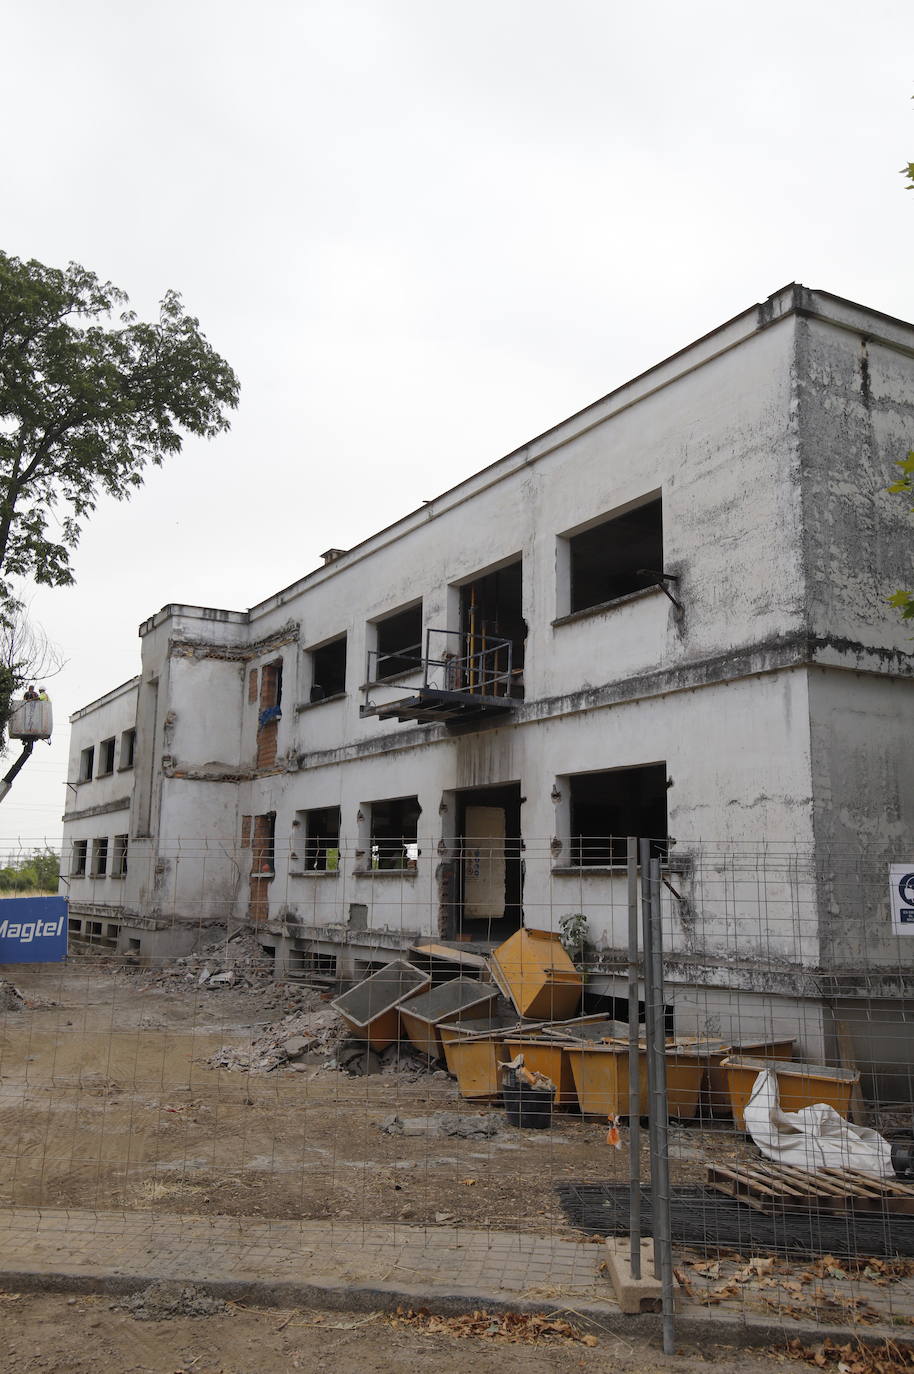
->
xmin=501 ymin=1068 xmax=554 ymax=1129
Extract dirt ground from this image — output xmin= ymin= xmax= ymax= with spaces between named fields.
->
xmin=0 ymin=961 xmax=745 ymax=1232
xmin=0 ymin=1288 xmax=798 ymax=1374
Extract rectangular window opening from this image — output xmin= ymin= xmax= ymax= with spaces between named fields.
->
xmin=72 ymin=840 xmax=88 ymax=878
xmin=91 ymin=836 xmax=109 ymax=878
xmin=373 ymin=603 xmax=422 ymax=681
xmin=79 ymin=746 xmax=95 ymax=783
xmin=98 ymin=737 xmax=116 ymax=776
xmin=568 ymin=496 xmax=663 ymax=614
xmin=298 ymin=805 xmax=341 ymax=870
xmin=369 ymin=795 xmax=420 ymax=870
xmin=119 ymin=729 xmax=136 ymax=770
xmin=568 ymin=763 xmax=668 ymax=866
xmin=309 ymin=635 xmax=347 ymax=701
xmin=112 ymin=834 xmax=129 ymax=877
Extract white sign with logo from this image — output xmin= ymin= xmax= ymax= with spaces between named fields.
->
xmin=889 ymin=865 xmax=914 ymax=933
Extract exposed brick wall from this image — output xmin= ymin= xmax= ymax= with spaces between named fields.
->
xmin=260 ymin=661 xmax=282 ymax=710
xmin=248 ymin=876 xmax=270 ymax=923
xmin=248 ymin=669 xmax=258 ymax=704
xmin=256 ymin=719 xmax=278 ymax=769
xmin=252 ymin=813 xmax=275 ymax=874
xmin=240 ymin=815 xmax=252 ymax=848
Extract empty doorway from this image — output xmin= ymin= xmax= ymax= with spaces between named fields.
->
xmin=451 ymin=783 xmax=523 ymax=943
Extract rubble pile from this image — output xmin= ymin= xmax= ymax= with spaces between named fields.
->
xmin=380 ymin=1112 xmax=502 ymax=1139
xmin=122 ymin=1281 xmax=228 ymax=1322
xmin=208 ymin=1004 xmax=346 ymax=1073
xmin=126 ymin=929 xmax=299 ymax=998
xmin=0 ymin=979 xmax=25 ymax=1013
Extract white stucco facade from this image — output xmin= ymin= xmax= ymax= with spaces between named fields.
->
xmin=61 ymin=284 xmax=914 ymax=1078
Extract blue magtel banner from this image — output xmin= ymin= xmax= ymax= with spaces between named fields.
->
xmin=0 ymin=897 xmax=68 ymax=962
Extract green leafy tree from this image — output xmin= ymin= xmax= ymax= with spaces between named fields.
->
xmin=0 ymin=252 xmax=239 ymax=603
xmin=0 ymin=251 xmax=238 ymax=797
xmin=0 ymin=848 xmax=60 ymax=892
xmin=889 ymin=156 xmax=914 ymax=617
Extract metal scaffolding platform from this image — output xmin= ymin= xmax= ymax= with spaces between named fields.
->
xmin=360 ymin=626 xmax=519 ymax=728
xmin=360 ymin=686 xmax=514 ymax=725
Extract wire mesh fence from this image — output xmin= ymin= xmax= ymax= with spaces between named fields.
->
xmin=2 ymin=834 xmax=914 ymax=1340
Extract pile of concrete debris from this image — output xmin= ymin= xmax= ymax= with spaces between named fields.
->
xmin=126 ymin=929 xmax=285 ymax=995
xmin=206 ymin=1002 xmax=443 ymax=1079
xmin=0 ymin=979 xmax=25 ymax=1013
xmin=208 ymin=1003 xmax=346 ymax=1073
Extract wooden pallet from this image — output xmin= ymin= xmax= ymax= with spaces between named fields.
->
xmin=707 ymin=1161 xmax=914 ymax=1215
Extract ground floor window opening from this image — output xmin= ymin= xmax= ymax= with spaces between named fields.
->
xmin=568 ymin=763 xmax=667 ymax=866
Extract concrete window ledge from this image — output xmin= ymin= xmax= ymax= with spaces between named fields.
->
xmin=288 ymin=869 xmax=340 ymax=879
xmin=294 ymin=692 xmax=346 ymax=714
xmin=352 ymin=869 xmax=419 ymax=879
xmin=551 ymin=583 xmax=664 ymax=629
xmin=551 ymin=865 xmax=626 ymax=876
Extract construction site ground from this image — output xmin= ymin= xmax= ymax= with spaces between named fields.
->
xmin=0 ymin=1288 xmax=812 ymax=1374
xmin=0 ymin=960 xmax=744 ymax=1230
xmin=2 ymin=958 xmax=914 ymax=1364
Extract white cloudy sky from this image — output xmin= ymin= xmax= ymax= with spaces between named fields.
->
xmin=1 ymin=0 xmax=913 ymax=851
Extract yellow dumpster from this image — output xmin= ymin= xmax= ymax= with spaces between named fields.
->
xmin=489 ymin=928 xmax=582 ymax=1021
xmin=503 ymin=1036 xmax=578 ymax=1109
xmin=565 ymin=1043 xmax=705 ymax=1119
xmin=442 ymin=1034 xmax=505 ymax=1100
xmin=398 ymin=978 xmax=500 ymax=1060
xmin=705 ymin=1037 xmax=796 ymax=1116
xmin=565 ymin=1043 xmax=646 ymax=1117
xmin=720 ymin=1055 xmax=859 ymax=1131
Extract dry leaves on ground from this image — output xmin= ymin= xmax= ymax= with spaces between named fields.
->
xmin=387 ymin=1305 xmax=598 ymax=1346
xmin=780 ymin=1336 xmax=914 ymax=1374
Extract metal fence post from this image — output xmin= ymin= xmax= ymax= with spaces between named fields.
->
xmin=638 ymin=840 xmax=659 ymax=1228
xmin=647 ymin=853 xmax=675 ymax=1355
xmin=627 ymin=836 xmax=641 ymax=1279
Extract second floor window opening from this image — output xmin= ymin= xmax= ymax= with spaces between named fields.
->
xmin=372 ymin=603 xmax=423 ymax=681
xmin=568 ymin=495 xmax=663 ymax=614
xmin=309 ymin=635 xmax=347 ymax=701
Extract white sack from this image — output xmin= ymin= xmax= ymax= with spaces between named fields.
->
xmin=743 ymin=1068 xmax=893 ymax=1176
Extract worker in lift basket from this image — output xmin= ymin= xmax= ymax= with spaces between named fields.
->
xmin=23 ymin=684 xmax=38 ymax=701
xmin=37 ymin=687 xmax=49 ymax=701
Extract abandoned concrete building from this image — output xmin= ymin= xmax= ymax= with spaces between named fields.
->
xmin=61 ymin=283 xmax=914 ymax=1080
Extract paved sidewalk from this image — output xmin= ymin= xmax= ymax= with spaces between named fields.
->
xmin=0 ymin=1206 xmax=908 ymax=1350
xmin=0 ymin=1207 xmax=611 ymax=1313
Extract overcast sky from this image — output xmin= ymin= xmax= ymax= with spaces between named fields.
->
xmin=1 ymin=0 xmax=913 ymax=851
